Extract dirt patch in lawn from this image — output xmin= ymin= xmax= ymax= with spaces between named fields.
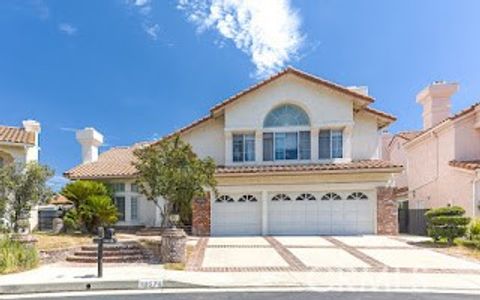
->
xmin=164 ymin=244 xmax=195 ymax=271
xmin=33 ymin=232 xmax=91 ymax=251
xmin=408 ymin=239 xmax=480 ymax=262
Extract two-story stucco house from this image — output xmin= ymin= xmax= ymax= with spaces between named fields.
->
xmin=382 ymin=81 xmax=480 ymax=223
xmin=0 ymin=120 xmax=42 ymax=229
xmin=65 ymin=67 xmax=402 ymax=236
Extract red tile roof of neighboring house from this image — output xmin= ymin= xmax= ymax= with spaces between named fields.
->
xmin=407 ymin=102 xmax=480 ymax=145
xmin=216 ymin=160 xmax=402 ymax=175
xmin=0 ymin=126 xmax=35 ymax=145
xmin=49 ymin=194 xmax=73 ymax=205
xmin=449 ymin=160 xmax=480 ymax=171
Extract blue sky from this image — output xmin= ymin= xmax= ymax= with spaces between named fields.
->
xmin=1 ymin=0 xmax=480 ymax=189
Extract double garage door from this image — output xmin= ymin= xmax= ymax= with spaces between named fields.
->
xmin=211 ymin=191 xmax=374 ymax=236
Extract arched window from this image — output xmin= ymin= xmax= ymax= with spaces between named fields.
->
xmin=321 ymin=193 xmax=342 ymax=201
xmin=238 ymin=195 xmax=257 ymax=202
xmin=264 ymin=104 xmax=310 ymax=128
xmin=346 ymin=192 xmax=368 ymax=200
xmin=296 ymin=193 xmax=316 ymax=201
xmin=215 ymin=195 xmax=234 ymax=203
xmin=271 ymin=194 xmax=291 ymax=201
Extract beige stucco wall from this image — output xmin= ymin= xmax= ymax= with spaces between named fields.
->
xmin=181 ymin=115 xmax=225 ymax=164
xmin=0 ymin=144 xmax=29 ymax=164
xmin=351 ymin=112 xmax=380 ymax=160
xmin=181 ymin=74 xmax=381 ymax=166
xmin=387 ymin=137 xmax=409 ymax=188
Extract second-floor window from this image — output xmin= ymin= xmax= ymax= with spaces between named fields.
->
xmin=233 ymin=133 xmax=255 ymax=162
xmin=110 ymin=183 xmax=125 ymax=193
xmin=263 ymin=131 xmax=311 ymax=161
xmin=319 ymin=129 xmax=343 ymax=159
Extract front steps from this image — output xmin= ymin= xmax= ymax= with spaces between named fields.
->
xmin=66 ymin=242 xmax=148 ymax=263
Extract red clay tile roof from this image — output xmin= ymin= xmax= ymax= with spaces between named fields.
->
xmin=210 ymin=67 xmax=374 ymax=114
xmin=64 ymin=146 xmax=141 ymax=179
xmin=449 ymin=160 xmax=480 ymax=171
xmin=0 ymin=126 xmax=35 ymax=145
xmin=215 ymin=160 xmax=402 ymax=175
xmin=361 ymin=107 xmax=397 ymax=128
xmin=49 ymin=194 xmax=73 ymax=205
xmin=407 ymin=102 xmax=480 ymax=145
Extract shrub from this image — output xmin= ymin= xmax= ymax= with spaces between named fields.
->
xmin=0 ymin=238 xmax=39 ymax=274
xmin=79 ymin=195 xmax=118 ymax=232
xmin=425 ymin=206 xmax=470 ymax=245
xmin=468 ymin=218 xmax=480 ymax=240
xmin=61 ymin=181 xmax=117 ymax=233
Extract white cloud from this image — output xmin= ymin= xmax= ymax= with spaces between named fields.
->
xmin=58 ymin=23 xmax=77 ymax=36
xmin=47 ymin=176 xmax=70 ymax=192
xmin=177 ymin=0 xmax=304 ymax=78
xmin=127 ymin=0 xmax=161 ymax=41
xmin=143 ymin=23 xmax=160 ymax=40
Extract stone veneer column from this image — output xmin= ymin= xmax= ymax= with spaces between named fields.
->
xmin=376 ymin=187 xmax=398 ymax=235
xmin=192 ymin=192 xmax=211 ymax=236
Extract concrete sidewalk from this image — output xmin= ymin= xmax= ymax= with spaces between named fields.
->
xmin=2 ymin=262 xmax=480 ymax=295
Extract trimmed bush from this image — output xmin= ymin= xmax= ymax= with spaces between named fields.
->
xmin=0 ymin=238 xmax=39 ymax=274
xmin=426 ymin=206 xmax=470 ymax=245
xmin=468 ymin=218 xmax=480 ymax=240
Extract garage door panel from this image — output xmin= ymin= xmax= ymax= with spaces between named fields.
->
xmin=211 ymin=194 xmax=261 ymax=236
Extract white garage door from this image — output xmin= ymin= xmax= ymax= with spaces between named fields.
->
xmin=268 ymin=191 xmax=374 ymax=235
xmin=211 ymin=193 xmax=262 ymax=236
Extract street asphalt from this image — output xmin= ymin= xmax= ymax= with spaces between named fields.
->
xmin=11 ymin=291 xmax=480 ymax=300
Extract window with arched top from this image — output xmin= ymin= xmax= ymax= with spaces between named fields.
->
xmin=264 ymin=104 xmax=310 ymax=128
xmin=321 ymin=193 xmax=342 ymax=201
xmin=215 ymin=195 xmax=234 ymax=203
xmin=238 ymin=195 xmax=257 ymax=202
xmin=271 ymin=193 xmax=291 ymax=201
xmin=262 ymin=104 xmax=311 ymax=161
xmin=296 ymin=193 xmax=316 ymax=201
xmin=346 ymin=192 xmax=368 ymax=200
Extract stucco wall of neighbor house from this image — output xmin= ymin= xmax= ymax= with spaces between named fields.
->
xmin=406 ymin=119 xmax=478 ymax=216
xmin=0 ymin=144 xmax=28 ymax=164
xmin=388 ymin=138 xmax=409 ymax=188
xmin=454 ymin=115 xmax=480 ymax=161
xmin=181 ymin=115 xmax=225 ymax=164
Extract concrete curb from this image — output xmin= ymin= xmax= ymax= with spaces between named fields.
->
xmin=0 ymin=280 xmax=207 ymax=295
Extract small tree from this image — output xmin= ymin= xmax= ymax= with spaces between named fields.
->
xmin=133 ymin=136 xmax=216 ymax=227
xmin=61 ymin=180 xmax=117 ymax=233
xmin=425 ymin=206 xmax=470 ymax=245
xmin=0 ymin=162 xmax=53 ymax=232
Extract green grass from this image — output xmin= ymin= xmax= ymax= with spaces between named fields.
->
xmin=0 ymin=238 xmax=39 ymax=274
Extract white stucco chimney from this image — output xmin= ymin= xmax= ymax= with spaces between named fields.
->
xmin=22 ymin=120 xmax=41 ymax=162
xmin=76 ymin=128 xmax=103 ymax=164
xmin=416 ymin=81 xmax=459 ymax=129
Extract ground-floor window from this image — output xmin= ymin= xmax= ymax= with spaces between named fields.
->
xmin=130 ymin=197 xmax=138 ymax=220
xmin=114 ymin=196 xmax=125 ymax=221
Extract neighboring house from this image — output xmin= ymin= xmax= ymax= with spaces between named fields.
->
xmin=382 ymin=81 xmax=480 ymax=220
xmin=381 ymin=131 xmax=420 ymax=201
xmin=65 ymin=67 xmax=402 ymax=236
xmin=402 ymin=82 xmax=480 ymax=217
xmin=0 ymin=120 xmax=41 ymax=230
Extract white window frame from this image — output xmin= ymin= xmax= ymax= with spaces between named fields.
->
xmin=318 ymin=128 xmax=344 ymax=160
xmin=232 ymin=132 xmax=256 ymax=163
xmin=263 ymin=127 xmax=311 ymax=162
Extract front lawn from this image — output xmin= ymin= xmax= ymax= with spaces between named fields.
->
xmin=33 ymin=232 xmax=91 ymax=251
xmin=0 ymin=238 xmax=38 ymax=274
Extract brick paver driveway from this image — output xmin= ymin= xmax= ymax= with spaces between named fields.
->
xmin=186 ymin=236 xmax=480 ymax=274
